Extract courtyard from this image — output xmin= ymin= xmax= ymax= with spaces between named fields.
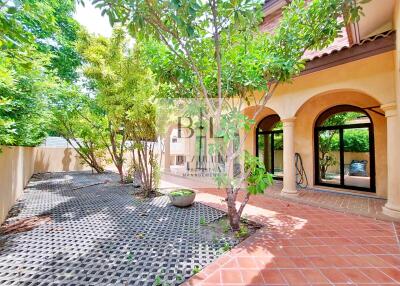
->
xmin=2 ymin=0 xmax=400 ymax=285
xmin=1 ymin=171 xmax=400 ymax=285
xmin=163 ymin=174 xmax=400 ymax=285
xmin=0 ymin=172 xmax=239 ymax=285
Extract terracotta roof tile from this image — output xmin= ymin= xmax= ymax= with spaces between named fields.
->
xmin=260 ymin=2 xmax=393 ymax=63
xmin=303 ymin=27 xmax=350 ymax=60
xmin=260 ymin=9 xmax=282 ymax=33
xmin=304 ymin=30 xmax=395 ymax=61
xmin=260 ymin=2 xmax=350 ymax=61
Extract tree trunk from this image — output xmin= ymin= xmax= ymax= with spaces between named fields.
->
xmin=80 ymin=150 xmax=104 ymax=174
xmin=320 ymin=166 xmax=326 ymax=179
xmin=117 ymin=164 xmax=124 ymax=183
xmin=91 ymin=160 xmax=104 ymax=174
xmin=320 ymin=153 xmax=327 ymax=179
xmin=226 ymin=191 xmax=240 ymax=231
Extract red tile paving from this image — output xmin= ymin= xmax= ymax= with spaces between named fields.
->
xmin=161 ymin=172 xmax=391 ymax=221
xmin=161 ymin=175 xmax=400 ymax=286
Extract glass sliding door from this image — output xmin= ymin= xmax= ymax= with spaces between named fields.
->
xmin=256 ymin=114 xmax=283 ymax=180
xmin=343 ymin=127 xmax=371 ymax=189
xmin=273 ymin=132 xmax=283 ymax=177
xmin=317 ymin=129 xmax=341 ymax=185
xmin=257 ymin=133 xmax=272 ymax=172
xmin=314 ymin=105 xmax=375 ymax=192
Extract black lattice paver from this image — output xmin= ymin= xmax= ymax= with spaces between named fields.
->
xmin=0 ymin=172 xmax=235 ymax=285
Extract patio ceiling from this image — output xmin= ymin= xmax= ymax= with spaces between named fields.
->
xmin=355 ymin=0 xmax=395 ymax=41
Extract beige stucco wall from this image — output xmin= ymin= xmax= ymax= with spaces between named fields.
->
xmin=242 ymin=51 xmax=396 ymax=198
xmin=264 ymin=51 xmax=396 ymax=118
xmin=293 ymin=91 xmax=387 ymax=197
xmin=394 ymin=3 xmax=400 ymax=122
xmin=0 ymin=146 xmax=36 ymax=224
xmin=34 ymin=147 xmax=89 ymax=173
xmin=0 ymin=146 xmax=88 ymax=223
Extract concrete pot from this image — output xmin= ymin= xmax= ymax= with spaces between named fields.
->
xmin=168 ymin=189 xmax=196 ymax=207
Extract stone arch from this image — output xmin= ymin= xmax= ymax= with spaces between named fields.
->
xmin=295 ymin=89 xmax=382 ymax=122
xmin=293 ymin=90 xmax=387 ymax=197
xmin=242 ymin=105 xmax=282 ymax=156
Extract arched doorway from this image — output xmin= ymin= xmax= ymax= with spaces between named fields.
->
xmin=314 ymin=105 xmax=375 ymax=192
xmin=256 ymin=114 xmax=283 ymax=179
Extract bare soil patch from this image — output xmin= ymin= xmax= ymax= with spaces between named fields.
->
xmin=0 ymin=214 xmax=52 ymax=235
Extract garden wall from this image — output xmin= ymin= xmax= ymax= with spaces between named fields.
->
xmin=34 ymin=147 xmax=88 ymax=173
xmin=0 ymin=146 xmax=88 ymax=223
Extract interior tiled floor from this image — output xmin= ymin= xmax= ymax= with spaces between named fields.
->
xmin=160 ymin=174 xmax=400 ymax=286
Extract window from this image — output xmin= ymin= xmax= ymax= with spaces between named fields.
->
xmin=176 ymin=155 xmax=185 ymax=165
xmin=195 ymin=135 xmax=207 ymax=170
xmin=256 ymin=115 xmax=283 ymax=179
xmin=314 ymin=105 xmax=375 ymax=192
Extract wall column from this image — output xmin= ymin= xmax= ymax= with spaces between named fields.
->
xmin=163 ymin=135 xmax=171 ymax=172
xmin=281 ymin=117 xmax=298 ymax=196
xmin=394 ymin=2 xmax=400 ymax=135
xmin=382 ymin=103 xmax=400 ymax=218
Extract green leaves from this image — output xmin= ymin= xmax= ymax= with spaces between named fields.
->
xmin=0 ymin=49 xmax=54 ymax=146
xmin=244 ymin=151 xmax=274 ymax=195
xmin=217 ymin=110 xmax=254 ymax=144
xmin=77 ymin=27 xmax=157 ymax=125
xmin=95 ymin=0 xmax=364 ymax=100
xmin=0 ymin=0 xmax=81 ymax=147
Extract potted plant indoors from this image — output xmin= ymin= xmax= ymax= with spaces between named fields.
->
xmin=168 ymin=189 xmax=196 ymax=207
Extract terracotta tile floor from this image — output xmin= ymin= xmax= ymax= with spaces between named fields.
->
xmin=162 ymin=173 xmax=390 ymax=221
xmin=264 ymin=182 xmax=390 ymax=222
xmin=161 ymin=174 xmax=400 ymax=286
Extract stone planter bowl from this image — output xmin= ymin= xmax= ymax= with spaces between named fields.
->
xmin=168 ymin=189 xmax=196 ymax=207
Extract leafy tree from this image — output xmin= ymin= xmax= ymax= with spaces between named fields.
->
xmin=92 ymin=0 xmax=363 ymax=230
xmin=244 ymin=150 xmax=273 ymax=209
xmin=34 ymin=0 xmax=82 ymax=82
xmin=77 ymin=28 xmax=159 ymax=184
xmin=0 ymin=0 xmax=81 ymax=147
xmin=343 ymin=129 xmax=369 ymax=152
xmin=1 ymin=0 xmax=81 ymax=82
xmin=0 ymin=49 xmax=54 ymax=146
xmin=318 ymin=130 xmax=339 ymax=179
xmin=51 ymin=88 xmax=106 ymax=173
xmin=126 ymin=103 xmax=160 ymax=195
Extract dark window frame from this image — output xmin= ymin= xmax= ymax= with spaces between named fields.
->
xmin=255 ymin=115 xmax=283 ymax=180
xmin=314 ymin=105 xmax=376 ymax=193
xmin=195 ymin=135 xmax=207 ymax=170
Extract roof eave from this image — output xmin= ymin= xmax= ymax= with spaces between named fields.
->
xmin=300 ymin=30 xmax=396 ymax=76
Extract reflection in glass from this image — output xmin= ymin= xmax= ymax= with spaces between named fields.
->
xmin=315 ymin=106 xmax=374 ymax=192
xmin=318 ymin=129 xmax=340 ymax=185
xmin=343 ymin=128 xmax=370 ymax=189
xmin=257 ymin=132 xmax=283 ymax=178
xmin=257 ymin=133 xmax=272 ymax=172
xmin=273 ymin=132 xmax=283 ymax=177
xmin=256 ymin=115 xmax=283 ymax=179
